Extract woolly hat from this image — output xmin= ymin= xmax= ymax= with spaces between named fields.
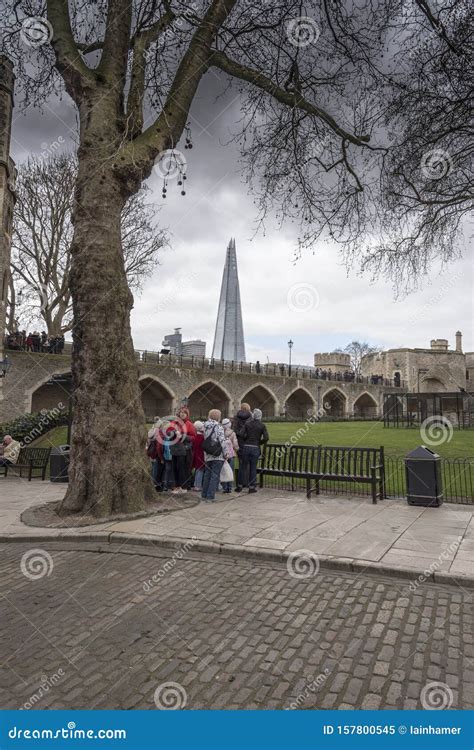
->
xmin=194 ymin=420 xmax=204 ymax=432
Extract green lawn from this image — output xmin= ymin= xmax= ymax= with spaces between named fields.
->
xmin=36 ymin=421 xmax=473 ymax=459
xmin=266 ymin=421 xmax=474 ymax=459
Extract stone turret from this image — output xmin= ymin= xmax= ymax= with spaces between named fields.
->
xmin=0 ymin=55 xmax=16 ymax=366
xmin=314 ymin=352 xmax=351 ymax=373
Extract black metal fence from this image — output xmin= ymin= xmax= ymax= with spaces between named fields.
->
xmin=136 ymin=350 xmax=405 ymax=388
xmin=259 ymin=455 xmax=473 ymax=505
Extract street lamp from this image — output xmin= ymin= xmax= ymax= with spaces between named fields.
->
xmin=288 ymin=339 xmax=294 ymax=376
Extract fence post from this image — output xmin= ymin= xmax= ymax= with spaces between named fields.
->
xmin=380 ymin=445 xmax=386 ymax=498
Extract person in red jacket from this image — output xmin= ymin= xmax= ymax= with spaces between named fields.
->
xmin=169 ymin=406 xmax=196 ymax=493
xmin=191 ymin=421 xmax=205 ymax=491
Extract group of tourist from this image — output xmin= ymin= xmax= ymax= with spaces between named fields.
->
xmin=4 ymin=331 xmax=66 ymax=354
xmin=146 ymin=403 xmax=269 ymax=502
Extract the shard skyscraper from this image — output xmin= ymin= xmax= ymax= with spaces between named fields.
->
xmin=212 ymin=238 xmax=246 ymax=362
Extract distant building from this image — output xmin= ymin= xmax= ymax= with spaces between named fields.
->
xmin=212 ymin=238 xmax=246 ymax=362
xmin=181 ymin=339 xmax=206 ymax=357
xmin=162 ymin=328 xmax=206 ymax=357
xmin=361 ymin=331 xmax=473 ymax=392
xmin=162 ymin=328 xmax=182 ymax=354
xmin=314 ymin=352 xmax=351 ymax=374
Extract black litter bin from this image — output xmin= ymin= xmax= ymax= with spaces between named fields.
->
xmin=405 ymin=445 xmax=443 ymax=507
xmin=50 ymin=445 xmax=70 ymax=483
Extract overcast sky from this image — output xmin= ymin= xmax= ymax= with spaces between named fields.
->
xmin=9 ymin=72 xmax=473 ymax=365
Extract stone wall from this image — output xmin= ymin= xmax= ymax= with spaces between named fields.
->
xmin=0 ymin=351 xmax=396 ymax=423
xmin=361 ymin=347 xmax=467 ymax=392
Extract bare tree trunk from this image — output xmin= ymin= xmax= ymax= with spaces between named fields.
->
xmin=59 ymin=152 xmax=154 ymax=516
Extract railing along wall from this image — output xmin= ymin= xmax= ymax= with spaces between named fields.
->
xmin=135 ymin=350 xmax=405 ymax=388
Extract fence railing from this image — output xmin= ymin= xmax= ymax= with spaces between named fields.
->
xmin=259 ymin=455 xmax=473 ymax=505
xmin=135 ymin=350 xmax=405 ymax=388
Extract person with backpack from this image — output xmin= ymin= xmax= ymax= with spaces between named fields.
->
xmin=161 ymin=423 xmax=174 ymax=492
xmin=201 ymin=409 xmax=228 ymax=502
xmin=191 ymin=421 xmax=205 ymax=491
xmin=146 ymin=418 xmax=164 ymax=491
xmin=237 ymin=408 xmax=269 ymax=494
xmin=232 ymin=402 xmax=252 ymax=489
xmin=169 ymin=407 xmax=196 ymax=493
xmin=220 ymin=418 xmax=239 ymax=493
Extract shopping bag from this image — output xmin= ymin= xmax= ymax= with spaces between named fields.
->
xmin=220 ymin=460 xmax=234 ymax=483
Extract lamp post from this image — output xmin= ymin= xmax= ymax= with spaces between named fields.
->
xmin=288 ymin=339 xmax=294 ymax=376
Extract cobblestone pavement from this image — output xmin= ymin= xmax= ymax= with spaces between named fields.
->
xmin=1 ymin=543 xmax=473 ymax=710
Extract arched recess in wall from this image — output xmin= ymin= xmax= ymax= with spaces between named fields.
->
xmin=239 ymin=383 xmax=278 ymax=418
xmin=139 ymin=375 xmax=175 ymax=420
xmin=284 ymin=387 xmax=316 ymax=419
xmin=322 ymin=387 xmax=347 ymax=417
xmin=187 ymin=380 xmax=232 ymax=419
xmin=353 ymin=391 xmax=378 ymax=418
xmin=29 ymin=370 xmax=72 ymax=414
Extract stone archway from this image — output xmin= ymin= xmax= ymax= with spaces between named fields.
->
xmin=284 ymin=387 xmax=316 ymax=420
xmin=187 ymin=380 xmax=231 ymax=419
xmin=322 ymin=387 xmax=347 ymax=418
xmin=421 ymin=377 xmax=446 ymax=393
xmin=29 ymin=371 xmax=72 ymax=414
xmin=353 ymin=392 xmax=378 ymax=418
xmin=139 ymin=376 xmax=175 ymax=421
xmin=240 ymin=383 xmax=278 ymax=418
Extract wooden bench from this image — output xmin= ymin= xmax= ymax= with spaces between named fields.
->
xmin=0 ymin=447 xmax=52 ymax=481
xmin=257 ymin=443 xmax=385 ymax=504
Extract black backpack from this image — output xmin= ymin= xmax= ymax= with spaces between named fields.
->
xmin=202 ymin=424 xmax=223 ymax=457
xmin=147 ymin=437 xmax=158 ymax=459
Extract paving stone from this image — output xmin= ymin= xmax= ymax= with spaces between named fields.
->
xmin=0 ymin=543 xmax=472 ymax=710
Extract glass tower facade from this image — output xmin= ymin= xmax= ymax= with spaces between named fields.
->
xmin=211 ymin=238 xmax=246 ymax=362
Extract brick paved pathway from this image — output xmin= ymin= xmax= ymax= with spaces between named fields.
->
xmin=1 ymin=543 xmax=472 ymax=710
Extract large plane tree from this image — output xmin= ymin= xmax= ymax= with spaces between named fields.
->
xmin=3 ymin=0 xmax=471 ymax=516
